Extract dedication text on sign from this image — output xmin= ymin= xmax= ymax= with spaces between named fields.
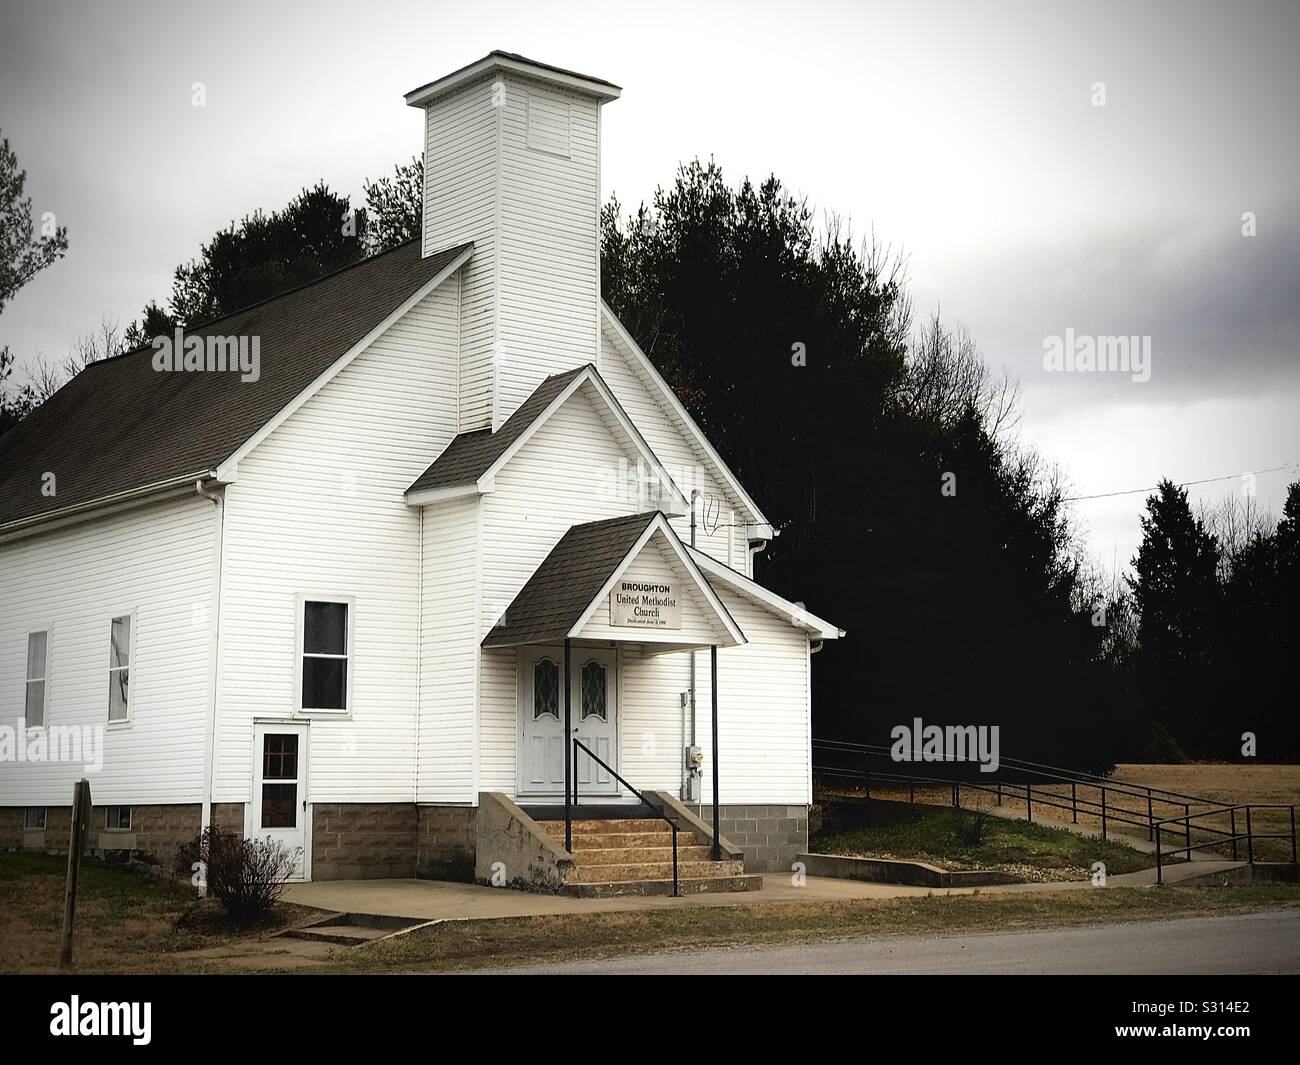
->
xmin=610 ymin=580 xmax=682 ymax=629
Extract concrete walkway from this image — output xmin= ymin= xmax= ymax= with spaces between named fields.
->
xmin=284 ymin=853 xmax=1244 ymax=923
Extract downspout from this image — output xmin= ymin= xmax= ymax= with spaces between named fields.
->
xmin=196 ymin=479 xmax=224 ymax=842
xmin=686 ymin=490 xmax=700 ymax=800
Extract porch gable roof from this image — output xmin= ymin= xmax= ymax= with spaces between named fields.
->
xmin=482 ymin=511 xmax=744 ymax=648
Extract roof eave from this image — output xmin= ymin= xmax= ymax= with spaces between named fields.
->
xmin=405 ymin=52 xmax=621 ymax=109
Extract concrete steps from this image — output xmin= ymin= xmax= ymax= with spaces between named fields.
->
xmin=537 ymin=817 xmax=760 ymax=897
xmin=562 ymin=875 xmax=764 ymax=898
xmin=280 ymin=910 xmax=426 ymax=947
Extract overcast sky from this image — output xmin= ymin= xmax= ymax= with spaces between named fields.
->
xmin=1 ymin=0 xmax=1296 ymax=569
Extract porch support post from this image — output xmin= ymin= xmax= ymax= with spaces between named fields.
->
xmin=711 ymin=644 xmax=720 ymax=861
xmin=564 ymin=637 xmax=572 ymax=854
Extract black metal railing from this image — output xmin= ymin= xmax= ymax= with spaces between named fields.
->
xmin=570 ymin=738 xmax=680 ymax=897
xmin=812 ymin=737 xmax=1297 ymax=884
xmin=1154 ymin=804 xmax=1298 ymax=883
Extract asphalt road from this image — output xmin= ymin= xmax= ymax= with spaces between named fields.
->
xmin=482 ymin=911 xmax=1300 ymax=975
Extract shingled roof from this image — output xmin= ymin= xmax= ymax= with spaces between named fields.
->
xmin=483 ymin=512 xmax=658 ymax=647
xmin=406 ymin=365 xmax=588 ymax=496
xmin=482 ymin=511 xmax=744 ymax=648
xmin=0 ymin=239 xmax=472 ymax=531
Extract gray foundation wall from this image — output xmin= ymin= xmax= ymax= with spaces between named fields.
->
xmin=311 ymin=802 xmax=418 ymax=880
xmin=0 ymin=802 xmax=245 ymax=874
xmin=417 ymin=804 xmax=477 ymax=881
xmin=703 ymin=803 xmax=809 ymax=872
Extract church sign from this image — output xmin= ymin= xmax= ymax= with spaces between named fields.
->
xmin=610 ymin=579 xmax=681 ymax=630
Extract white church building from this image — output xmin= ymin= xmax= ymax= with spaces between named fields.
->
xmin=0 ymin=52 xmax=841 ymax=895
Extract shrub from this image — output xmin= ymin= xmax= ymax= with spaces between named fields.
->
xmin=176 ymin=827 xmax=298 ymax=926
xmin=1138 ymin=721 xmax=1186 ymax=764
xmin=954 ymin=810 xmax=986 ymax=846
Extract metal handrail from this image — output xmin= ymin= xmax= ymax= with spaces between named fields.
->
xmin=570 ymin=738 xmax=680 ymax=898
xmin=815 ymin=738 xmax=1215 ymax=807
xmin=812 ymin=740 xmax=1299 ymax=883
xmin=1153 ymin=803 xmax=1298 ymax=883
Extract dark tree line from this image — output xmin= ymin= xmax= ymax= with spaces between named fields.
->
xmin=603 ymin=162 xmax=1120 ymax=771
xmin=1115 ymin=480 xmax=1300 ymax=761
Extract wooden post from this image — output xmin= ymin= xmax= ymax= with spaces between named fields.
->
xmin=59 ymin=778 xmax=91 ymax=971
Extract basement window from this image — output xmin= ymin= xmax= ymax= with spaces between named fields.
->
xmin=105 ymin=806 xmax=132 ymax=831
xmin=24 ymin=807 xmax=46 ymax=831
xmin=299 ymin=598 xmax=352 ymax=713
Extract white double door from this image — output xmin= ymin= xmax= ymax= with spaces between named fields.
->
xmin=519 ymin=646 xmax=618 ymax=797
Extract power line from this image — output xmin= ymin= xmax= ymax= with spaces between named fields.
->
xmin=1063 ymin=461 xmax=1300 ymax=503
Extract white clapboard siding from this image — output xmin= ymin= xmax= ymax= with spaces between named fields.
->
xmin=692 ymin=591 xmax=812 ymax=804
xmin=214 ymin=282 xmax=460 ymax=804
xmin=423 ymin=76 xmax=497 ymax=431
xmin=495 ymin=74 xmax=601 ymax=418
xmin=616 ymin=645 xmax=694 ymax=791
xmin=476 ymin=388 xmax=646 ymax=792
xmin=618 ymin=594 xmax=812 ymax=804
xmin=598 ymin=322 xmax=751 ymax=574
xmin=577 ymin=536 xmax=728 ymax=646
xmin=0 ymin=494 xmax=216 ymax=805
xmin=417 ymin=493 xmax=479 ymax=804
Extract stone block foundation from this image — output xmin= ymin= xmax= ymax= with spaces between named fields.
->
xmin=700 ymin=803 xmax=809 ymax=873
xmin=0 ymin=802 xmax=245 ymax=875
xmin=310 ymin=802 xmax=418 ymax=880
xmin=417 ymin=804 xmax=477 ymax=881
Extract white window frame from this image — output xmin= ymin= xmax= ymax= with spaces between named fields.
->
xmin=24 ymin=626 xmax=52 ymax=729
xmin=24 ymin=807 xmax=46 ymax=831
xmin=106 ymin=610 xmax=136 ymax=727
xmin=293 ymin=594 xmax=355 ymax=716
xmin=104 ymin=805 xmax=132 ymax=831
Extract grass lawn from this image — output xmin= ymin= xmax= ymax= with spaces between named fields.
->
xmin=810 ymin=801 xmax=1152 ymax=881
xmin=0 ymin=851 xmax=324 ymax=974
xmin=3 ymin=849 xmax=1299 ymax=974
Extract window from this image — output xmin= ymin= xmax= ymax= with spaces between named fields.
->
xmin=107 ymin=614 xmax=131 ymax=722
xmin=25 ymin=630 xmax=48 ymax=727
xmin=24 ymin=807 xmax=46 ymax=831
xmin=300 ymin=600 xmax=350 ymax=712
xmin=104 ymin=806 xmax=131 ymax=830
xmin=261 ymin=733 xmax=299 ymax=829
xmin=581 ymin=660 xmax=607 ymax=720
xmin=533 ymin=658 xmax=559 ymax=719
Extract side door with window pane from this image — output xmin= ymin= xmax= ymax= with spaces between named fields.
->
xmin=251 ymin=723 xmax=308 ymax=880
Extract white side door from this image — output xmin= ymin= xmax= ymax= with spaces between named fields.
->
xmin=251 ymin=723 xmax=309 ymax=880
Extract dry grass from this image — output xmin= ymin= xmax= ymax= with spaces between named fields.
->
xmin=0 ymin=851 xmax=326 ymax=974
